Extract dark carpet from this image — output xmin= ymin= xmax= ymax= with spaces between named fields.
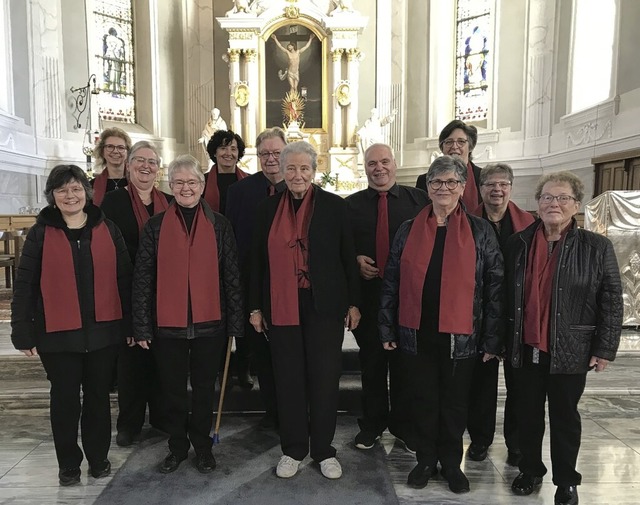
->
xmin=94 ymin=416 xmax=399 ymax=505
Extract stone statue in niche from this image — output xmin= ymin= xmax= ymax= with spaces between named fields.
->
xmin=198 ymin=108 xmax=228 ymax=147
xmin=356 ymin=107 xmax=398 ymax=154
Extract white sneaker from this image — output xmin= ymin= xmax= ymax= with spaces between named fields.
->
xmin=320 ymin=457 xmax=342 ymax=479
xmin=276 ymin=455 xmax=301 ymax=478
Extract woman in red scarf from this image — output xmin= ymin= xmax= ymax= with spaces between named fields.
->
xmin=506 ymin=172 xmax=622 ymax=505
xmin=101 ymin=141 xmax=171 ymax=448
xmin=91 ymin=127 xmax=132 ymax=206
xmin=249 ymin=141 xmax=361 ymax=480
xmin=379 ymin=155 xmax=504 ymax=494
xmin=11 ymin=165 xmax=132 ymax=486
xmin=133 ymin=155 xmax=244 ymax=475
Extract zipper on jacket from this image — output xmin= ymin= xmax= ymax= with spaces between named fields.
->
xmin=549 ymin=232 xmax=570 ymax=368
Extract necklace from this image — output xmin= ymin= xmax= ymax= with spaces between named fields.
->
xmin=67 ymin=213 xmax=88 ymax=230
xmin=112 ymin=177 xmax=125 ymax=190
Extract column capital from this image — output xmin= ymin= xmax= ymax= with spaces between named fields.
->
xmin=346 ymin=48 xmax=361 ymax=62
xmin=243 ymin=49 xmax=257 ymax=62
xmin=227 ymin=49 xmax=241 ymax=62
xmin=331 ymin=48 xmax=344 ymax=62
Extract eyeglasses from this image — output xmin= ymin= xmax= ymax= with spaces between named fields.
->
xmin=258 ymin=151 xmax=281 ymax=160
xmin=538 ymin=194 xmax=578 ymax=205
xmin=53 ymin=186 xmax=85 ymax=196
xmin=482 ymin=182 xmax=512 ymax=190
xmin=428 ymin=179 xmax=462 ymax=190
xmin=104 ymin=144 xmax=127 ymax=153
xmin=130 ymin=156 xmax=159 ymax=168
xmin=442 ymin=139 xmax=468 ymax=148
xmin=171 ymin=180 xmax=202 ymax=189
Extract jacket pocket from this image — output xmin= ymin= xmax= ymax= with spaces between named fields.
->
xmin=569 ymin=324 xmax=596 ymax=331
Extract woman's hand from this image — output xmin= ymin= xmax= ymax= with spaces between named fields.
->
xmin=126 ymin=337 xmax=136 ymax=347
xmin=344 ymin=306 xmax=361 ymax=330
xmin=250 ymin=310 xmax=267 ymax=333
xmin=482 ymin=353 xmax=497 ymax=362
xmin=21 ymin=347 xmax=38 ymax=357
xmin=137 ymin=340 xmax=150 ymax=350
xmin=589 ymin=356 xmax=610 ymax=372
xmin=382 ymin=341 xmax=397 ymax=351
xmin=356 ymin=255 xmax=379 ymax=280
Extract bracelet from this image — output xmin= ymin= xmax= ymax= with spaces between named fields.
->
xmin=249 ymin=309 xmax=262 ymax=316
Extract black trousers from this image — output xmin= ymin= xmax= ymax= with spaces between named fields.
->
xmin=513 ymin=347 xmax=586 ymax=486
xmin=116 ymin=342 xmax=165 ymax=435
xmin=467 ymin=356 xmax=519 ymax=451
xmin=405 ymin=333 xmax=475 ymax=470
xmin=152 ymin=337 xmax=225 ymax=458
xmin=269 ymin=289 xmax=343 ymax=462
xmin=39 ymin=345 xmax=119 ymax=469
xmin=352 ymin=303 xmax=413 ymax=442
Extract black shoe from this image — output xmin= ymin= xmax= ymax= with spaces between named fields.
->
xmin=507 ymin=450 xmax=522 ymax=467
xmin=441 ymin=467 xmax=470 ymax=494
xmin=354 ymin=430 xmax=381 ymax=450
xmin=90 ymin=459 xmax=111 ymax=479
xmin=467 ymin=442 xmax=488 ymax=461
xmin=555 ymin=485 xmax=579 ymax=505
xmin=236 ymin=370 xmax=254 ymax=390
xmin=159 ymin=453 xmax=187 ymax=474
xmin=512 ymin=472 xmax=543 ymax=495
xmin=406 ymin=463 xmax=432 ymax=489
xmin=116 ymin=431 xmax=133 ymax=447
xmin=58 ymin=467 xmax=81 ymax=486
xmin=258 ymin=413 xmax=279 ymax=431
xmin=194 ymin=453 xmax=217 ymax=474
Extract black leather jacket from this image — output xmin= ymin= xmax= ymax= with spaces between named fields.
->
xmin=133 ymin=201 xmax=244 ymax=341
xmin=505 ymin=219 xmax=623 ymax=374
xmin=378 ymin=212 xmax=504 ymax=358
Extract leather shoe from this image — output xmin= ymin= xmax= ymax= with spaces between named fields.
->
xmin=58 ymin=467 xmax=81 ymax=486
xmin=159 ymin=453 xmax=187 ymax=474
xmin=467 ymin=442 xmax=488 ymax=461
xmin=441 ymin=467 xmax=470 ymax=494
xmin=407 ymin=463 xmax=432 ymax=489
xmin=507 ymin=450 xmax=522 ymax=467
xmin=89 ymin=459 xmax=111 ymax=479
xmin=194 ymin=452 xmax=216 ymax=474
xmin=116 ymin=431 xmax=134 ymax=447
xmin=555 ymin=485 xmax=579 ymax=505
xmin=236 ymin=369 xmax=254 ymax=390
xmin=512 ymin=472 xmax=543 ymax=495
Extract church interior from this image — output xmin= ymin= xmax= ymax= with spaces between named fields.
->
xmin=0 ymin=0 xmax=639 ymax=504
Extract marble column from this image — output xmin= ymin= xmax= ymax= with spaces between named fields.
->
xmin=346 ymin=49 xmax=361 ymax=147
xmin=228 ymin=49 xmax=242 ymax=133
xmin=331 ymin=49 xmax=343 ymax=147
xmin=244 ymin=49 xmax=258 ymax=145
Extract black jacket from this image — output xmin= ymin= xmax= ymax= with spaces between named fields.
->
xmin=11 ymin=205 xmax=133 ymax=352
xmin=133 ymin=200 xmax=244 ymax=341
xmin=378 ymin=212 xmax=504 ymax=358
xmin=249 ymin=185 xmax=361 ymax=323
xmin=504 ymin=219 xmax=623 ymax=374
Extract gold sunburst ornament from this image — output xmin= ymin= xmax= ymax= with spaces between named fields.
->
xmin=282 ymin=90 xmax=305 ymax=127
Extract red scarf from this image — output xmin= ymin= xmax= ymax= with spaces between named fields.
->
xmin=523 ymin=223 xmax=563 ymax=353
xmin=399 ymin=203 xmax=476 ymax=334
xmin=472 ymin=201 xmax=535 ymax=233
xmin=128 ymin=186 xmax=169 ymax=231
xmin=92 ymin=170 xmax=110 ymax=206
xmin=268 ymin=187 xmax=315 ymax=326
xmin=461 ymin=162 xmax=479 ymax=210
xmin=156 ymin=203 xmax=221 ymax=327
xmin=202 ymin=164 xmax=248 ymax=212
xmin=41 ymin=222 xmax=122 ymax=333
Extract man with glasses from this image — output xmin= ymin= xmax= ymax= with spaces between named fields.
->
xmin=345 ymin=143 xmax=428 ymax=452
xmin=224 ymin=127 xmax=288 ymax=429
xmin=466 ymin=163 xmax=534 ymax=466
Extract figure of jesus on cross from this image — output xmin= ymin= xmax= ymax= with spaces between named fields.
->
xmin=272 ymin=32 xmax=314 ymax=93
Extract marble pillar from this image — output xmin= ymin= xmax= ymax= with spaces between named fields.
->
xmin=245 ymin=49 xmax=258 ymax=145
xmin=228 ymin=49 xmax=242 ymax=133
xmin=346 ymin=49 xmax=361 ymax=147
xmin=331 ymin=49 xmax=343 ymax=147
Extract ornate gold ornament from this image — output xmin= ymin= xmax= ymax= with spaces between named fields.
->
xmin=284 ymin=0 xmax=299 ymax=18
xmin=282 ymin=89 xmax=305 ymax=126
xmin=234 ymin=83 xmax=250 ymax=107
xmin=335 ymin=83 xmax=351 ymax=107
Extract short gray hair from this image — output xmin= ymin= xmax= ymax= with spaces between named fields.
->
xmin=480 ymin=163 xmax=514 ymax=185
xmin=534 ymin=171 xmax=584 ymax=202
xmin=427 ymin=155 xmax=468 ymax=183
xmin=364 ymin=143 xmax=395 ymax=163
xmin=256 ymin=127 xmax=287 ymax=151
xmin=279 ymin=141 xmax=318 ymax=173
xmin=168 ymin=155 xmax=204 ymax=184
xmin=129 ymin=141 xmax=161 ymax=165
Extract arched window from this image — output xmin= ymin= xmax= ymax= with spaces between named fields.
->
xmin=454 ymin=0 xmax=493 ymax=123
xmin=90 ymin=0 xmax=136 ymax=123
xmin=570 ymin=0 xmax=616 ymax=113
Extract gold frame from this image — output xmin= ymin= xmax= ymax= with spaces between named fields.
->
xmin=336 ymin=83 xmax=351 ymax=107
xmin=234 ymin=83 xmax=250 ymax=107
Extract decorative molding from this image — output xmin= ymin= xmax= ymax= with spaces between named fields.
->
xmin=566 ymin=120 xmax=612 ymax=148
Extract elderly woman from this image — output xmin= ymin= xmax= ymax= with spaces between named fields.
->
xmin=506 ymin=172 xmax=622 ymax=505
xmin=249 ymin=141 xmax=361 ymax=480
xmin=379 ymin=155 xmax=504 ymax=494
xmin=415 ymin=120 xmax=482 ymax=209
xmin=92 ymin=127 xmax=132 ymax=205
xmin=11 ymin=165 xmax=132 ymax=486
xmin=133 ymin=154 xmax=243 ymax=475
xmin=101 ymin=141 xmax=171 ymax=447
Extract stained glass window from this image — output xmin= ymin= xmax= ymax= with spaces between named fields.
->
xmin=455 ymin=0 xmax=492 ymax=123
xmin=91 ymin=0 xmax=135 ymax=123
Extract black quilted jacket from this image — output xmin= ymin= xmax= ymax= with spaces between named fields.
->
xmin=133 ymin=201 xmax=244 ymax=341
xmin=378 ymin=212 xmax=505 ymax=358
xmin=504 ymin=219 xmax=623 ymax=374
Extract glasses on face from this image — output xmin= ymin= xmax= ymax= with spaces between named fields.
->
xmin=258 ymin=151 xmax=281 ymax=160
xmin=538 ymin=194 xmax=578 ymax=205
xmin=53 ymin=186 xmax=85 ymax=197
xmin=130 ymin=156 xmax=159 ymax=168
xmin=482 ymin=181 xmax=512 ymax=190
xmin=171 ymin=180 xmax=202 ymax=189
xmin=104 ymin=144 xmax=127 ymax=153
xmin=442 ymin=139 xmax=468 ymax=148
xmin=428 ymin=179 xmax=462 ymax=190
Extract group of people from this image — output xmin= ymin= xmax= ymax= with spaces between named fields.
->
xmin=10 ymin=119 xmax=622 ymax=505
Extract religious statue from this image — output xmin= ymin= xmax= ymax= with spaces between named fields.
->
xmin=198 ymin=108 xmax=228 ymax=147
xmin=356 ymin=107 xmax=398 ymax=154
xmin=329 ymin=0 xmax=354 ymax=15
xmin=226 ymin=0 xmax=252 ymax=16
xmin=272 ymin=33 xmax=314 ymax=94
